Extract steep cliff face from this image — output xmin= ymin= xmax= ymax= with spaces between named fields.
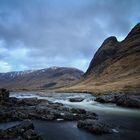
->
xmin=85 ymin=36 xmax=118 ymax=75
xmin=60 ymin=23 xmax=140 ymax=94
xmin=85 ymin=23 xmax=140 ymax=78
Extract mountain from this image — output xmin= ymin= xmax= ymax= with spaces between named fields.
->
xmin=59 ymin=23 xmax=140 ymax=94
xmin=0 ymin=67 xmax=84 ymax=90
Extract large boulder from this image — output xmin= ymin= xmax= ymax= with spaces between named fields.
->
xmin=116 ymin=95 xmax=140 ymax=108
xmin=95 ymin=93 xmax=123 ymax=103
xmin=69 ymin=97 xmax=84 ymax=102
xmin=77 ymin=119 xmax=113 ymax=134
xmin=95 ymin=93 xmax=140 ymax=108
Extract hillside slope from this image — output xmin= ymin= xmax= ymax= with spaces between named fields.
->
xmin=59 ymin=23 xmax=140 ymax=94
xmin=0 ymin=67 xmax=84 ymax=90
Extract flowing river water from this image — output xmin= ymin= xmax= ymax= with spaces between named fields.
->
xmin=0 ymin=92 xmax=140 ymax=140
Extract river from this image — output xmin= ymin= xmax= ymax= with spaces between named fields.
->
xmin=0 ymin=92 xmax=140 ymax=140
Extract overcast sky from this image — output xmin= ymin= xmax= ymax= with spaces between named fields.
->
xmin=0 ymin=0 xmax=140 ymax=72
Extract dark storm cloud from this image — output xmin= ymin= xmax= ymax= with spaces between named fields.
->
xmin=0 ymin=0 xmax=140 ymax=72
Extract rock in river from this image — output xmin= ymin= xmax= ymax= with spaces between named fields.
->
xmin=0 ymin=120 xmax=42 ymax=140
xmin=95 ymin=93 xmax=140 ymax=108
xmin=69 ymin=97 xmax=84 ymax=102
xmin=77 ymin=119 xmax=113 ymax=134
xmin=0 ymin=94 xmax=98 ymax=122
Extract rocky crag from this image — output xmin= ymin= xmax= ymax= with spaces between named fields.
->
xmin=59 ymin=23 xmax=140 ymax=94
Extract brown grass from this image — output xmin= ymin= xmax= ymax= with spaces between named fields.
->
xmin=55 ymin=53 xmax=140 ymax=95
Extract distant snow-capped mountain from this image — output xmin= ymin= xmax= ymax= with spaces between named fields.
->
xmin=0 ymin=67 xmax=84 ymax=90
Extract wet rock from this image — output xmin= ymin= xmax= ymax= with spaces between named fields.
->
xmin=85 ymin=112 xmax=97 ymax=120
xmin=62 ymin=112 xmax=76 ymax=120
xmin=0 ymin=90 xmax=98 ymax=122
xmin=95 ymin=93 xmax=122 ymax=103
xmin=19 ymin=98 xmax=47 ymax=106
xmin=69 ymin=97 xmax=84 ymax=102
xmin=23 ymin=129 xmax=42 ymax=140
xmin=70 ymin=108 xmax=86 ymax=114
xmin=116 ymin=95 xmax=140 ymax=108
xmin=0 ymin=88 xmax=9 ymax=101
xmin=0 ymin=101 xmax=98 ymax=122
xmin=77 ymin=119 xmax=113 ymax=134
xmin=95 ymin=93 xmax=140 ymax=108
xmin=70 ymin=108 xmax=97 ymax=120
xmin=0 ymin=120 xmax=42 ymax=140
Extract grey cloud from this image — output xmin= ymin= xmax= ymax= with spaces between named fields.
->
xmin=0 ymin=0 xmax=140 ymax=72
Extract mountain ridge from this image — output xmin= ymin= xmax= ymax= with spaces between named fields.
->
xmin=58 ymin=23 xmax=140 ymax=94
xmin=0 ymin=67 xmax=84 ymax=90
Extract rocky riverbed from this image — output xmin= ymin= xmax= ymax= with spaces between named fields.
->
xmin=0 ymin=89 xmax=117 ymax=139
xmin=0 ymin=89 xmax=140 ymax=140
